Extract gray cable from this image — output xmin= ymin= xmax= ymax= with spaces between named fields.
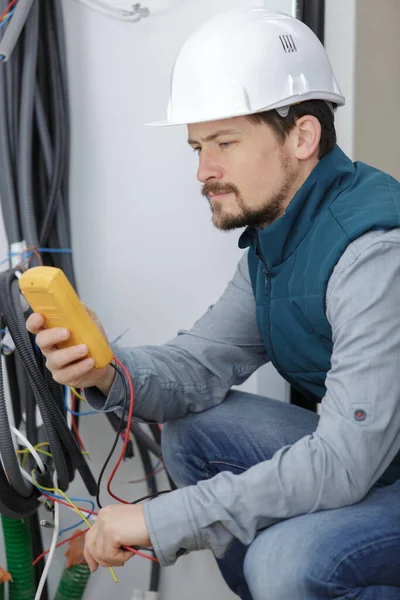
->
xmin=53 ymin=0 xmax=71 ymax=223
xmin=35 ymin=84 xmax=73 ymax=282
xmin=17 ymin=0 xmax=39 ymax=253
xmin=0 ymin=59 xmax=20 ymax=243
xmin=131 ymin=422 xmax=163 ymax=459
xmin=0 ymin=0 xmax=35 ymax=62
xmin=5 ymin=53 xmax=15 ymax=163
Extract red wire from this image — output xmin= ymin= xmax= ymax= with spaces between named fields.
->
xmin=123 ymin=546 xmax=159 ymax=562
xmin=0 ymin=0 xmax=18 ymax=22
xmin=105 ymin=357 xmax=135 ymax=504
xmin=33 ymin=359 xmax=159 ymax=566
xmin=34 ymin=496 xmax=159 ymax=564
xmin=40 ymin=492 xmax=98 ymax=516
xmin=32 ymin=529 xmax=89 ymax=566
xmin=71 ymin=393 xmax=88 ymax=453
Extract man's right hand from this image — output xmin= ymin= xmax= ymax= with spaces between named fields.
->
xmin=26 ymin=311 xmax=116 ymax=396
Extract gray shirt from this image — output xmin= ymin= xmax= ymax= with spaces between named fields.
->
xmin=86 ymin=228 xmax=400 ymax=566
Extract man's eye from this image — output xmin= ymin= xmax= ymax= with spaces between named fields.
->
xmin=192 ymin=147 xmax=201 ymax=154
xmin=219 ymin=142 xmax=233 ymax=149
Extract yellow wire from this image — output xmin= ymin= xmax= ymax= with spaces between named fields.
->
xmin=70 ymin=387 xmax=86 ymax=402
xmin=31 ymin=470 xmax=118 ymax=583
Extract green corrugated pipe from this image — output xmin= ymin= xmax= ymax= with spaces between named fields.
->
xmin=54 ymin=564 xmax=91 ymax=600
xmin=1 ymin=516 xmax=36 ymax=600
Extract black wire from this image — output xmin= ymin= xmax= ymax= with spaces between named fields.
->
xmin=96 ymin=361 xmax=172 ymax=509
xmin=130 ymin=490 xmax=171 ymax=504
xmin=28 ymin=512 xmax=49 ymax=600
xmin=96 ymin=361 xmax=129 ymax=509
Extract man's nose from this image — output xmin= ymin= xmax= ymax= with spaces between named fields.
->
xmin=197 ymin=150 xmax=224 ymax=183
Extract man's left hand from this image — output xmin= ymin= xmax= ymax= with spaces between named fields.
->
xmin=84 ymin=504 xmax=152 ymax=571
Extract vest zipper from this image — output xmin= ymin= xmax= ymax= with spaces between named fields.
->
xmin=255 ymin=232 xmax=270 ymax=289
xmin=255 ymin=232 xmax=279 ymax=368
xmin=263 ymin=265 xmax=270 ymax=289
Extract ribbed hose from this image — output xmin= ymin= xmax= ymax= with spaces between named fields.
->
xmin=1 ymin=516 xmax=36 ymax=600
xmin=0 ymin=0 xmax=35 ymax=62
xmin=5 ymin=352 xmax=22 ymax=429
xmin=6 ymin=275 xmax=70 ymax=489
xmin=54 ymin=564 xmax=91 ymax=600
xmin=0 ymin=354 xmax=32 ymax=498
xmin=0 ymin=270 xmax=97 ymax=495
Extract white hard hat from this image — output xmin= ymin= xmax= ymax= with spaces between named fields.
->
xmin=146 ymin=7 xmax=344 ymax=127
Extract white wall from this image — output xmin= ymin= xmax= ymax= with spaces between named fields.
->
xmin=353 ymin=0 xmax=400 ymax=180
xmin=325 ymin=0 xmax=357 ymax=158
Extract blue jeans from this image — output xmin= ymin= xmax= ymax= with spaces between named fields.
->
xmin=161 ymin=390 xmax=400 ymax=600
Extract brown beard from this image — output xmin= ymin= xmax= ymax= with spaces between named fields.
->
xmin=201 ymin=155 xmax=298 ymax=231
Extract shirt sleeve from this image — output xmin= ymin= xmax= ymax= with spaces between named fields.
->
xmin=144 ymin=229 xmax=400 ymax=566
xmin=84 ymin=251 xmax=268 ymax=423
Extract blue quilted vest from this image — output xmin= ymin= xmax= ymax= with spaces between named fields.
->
xmin=239 ymin=145 xmax=400 ymax=403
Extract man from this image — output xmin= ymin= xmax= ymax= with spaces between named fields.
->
xmin=27 ymin=8 xmax=400 ymax=600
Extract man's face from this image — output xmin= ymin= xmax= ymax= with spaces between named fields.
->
xmin=187 ymin=116 xmax=301 ymax=230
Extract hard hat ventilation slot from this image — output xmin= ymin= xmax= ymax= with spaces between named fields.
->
xmin=279 ymin=35 xmax=297 ymax=53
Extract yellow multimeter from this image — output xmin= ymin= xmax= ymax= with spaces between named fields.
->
xmin=19 ymin=266 xmax=113 ymax=369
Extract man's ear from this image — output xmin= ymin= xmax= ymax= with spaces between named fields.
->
xmin=291 ymin=115 xmax=321 ymax=160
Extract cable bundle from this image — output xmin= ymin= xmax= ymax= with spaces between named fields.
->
xmin=0 ymin=268 xmax=97 ymax=514
xmin=0 ymin=0 xmax=74 ymax=280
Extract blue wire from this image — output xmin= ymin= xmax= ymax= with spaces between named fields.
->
xmin=36 ymin=489 xmax=95 ymax=535
xmin=66 ymin=405 xmax=98 ymax=417
xmin=64 ymin=387 xmax=98 ymax=416
xmin=37 ymin=247 xmax=72 ymax=254
xmin=0 ymin=9 xmax=14 ymax=30
xmin=59 ymin=519 xmax=85 ymax=537
xmin=1 ymin=247 xmax=73 ymax=266
xmin=39 ymin=490 xmax=95 ymax=512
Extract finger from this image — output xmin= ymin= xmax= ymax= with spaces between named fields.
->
xmin=120 ymin=549 xmax=136 ymax=562
xmin=26 ymin=313 xmax=46 ymax=335
xmin=97 ymin=559 xmax=125 ymax=568
xmin=46 ymin=344 xmax=89 ymax=370
xmin=35 ymin=327 xmax=70 ymax=354
xmin=50 ymin=357 xmax=95 ymax=386
xmin=83 ymin=547 xmax=98 ymax=573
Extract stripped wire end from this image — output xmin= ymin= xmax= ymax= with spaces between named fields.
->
xmin=0 ymin=567 xmax=11 ymax=584
xmin=64 ymin=530 xmax=87 ymax=568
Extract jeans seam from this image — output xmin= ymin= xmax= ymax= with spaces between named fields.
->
xmin=327 ymin=533 xmax=400 ymax=598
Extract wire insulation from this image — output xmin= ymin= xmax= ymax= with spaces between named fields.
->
xmin=34 ymin=470 xmax=60 ymax=600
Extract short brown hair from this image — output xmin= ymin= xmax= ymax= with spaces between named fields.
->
xmin=248 ymin=100 xmax=337 ymax=159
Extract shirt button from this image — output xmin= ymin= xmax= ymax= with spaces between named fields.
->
xmin=354 ymin=409 xmax=366 ymax=421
